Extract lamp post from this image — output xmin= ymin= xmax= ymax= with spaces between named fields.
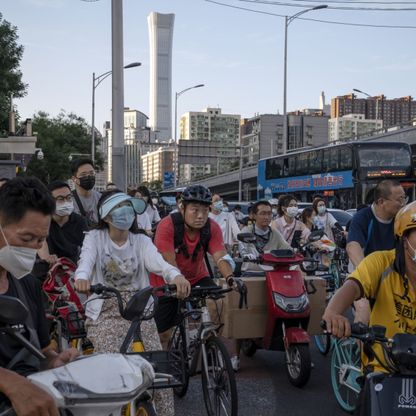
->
xmin=173 ymin=83 xmax=205 ymax=188
xmin=353 ymin=88 xmax=380 ymax=122
xmin=91 ymin=62 xmax=141 ymax=164
xmin=282 ymin=5 xmax=327 ymax=154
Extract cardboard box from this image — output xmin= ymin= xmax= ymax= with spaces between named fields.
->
xmin=219 ymin=277 xmax=267 ymax=339
xmin=304 ymin=276 xmax=327 ymax=335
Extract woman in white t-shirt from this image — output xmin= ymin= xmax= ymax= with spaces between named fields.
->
xmin=135 ymin=185 xmax=161 ymax=227
xmin=74 ymin=191 xmax=188 ymax=416
xmin=312 ymin=198 xmax=342 ymax=242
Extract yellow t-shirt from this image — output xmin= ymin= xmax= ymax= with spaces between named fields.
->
xmin=348 ymin=249 xmax=416 ymax=373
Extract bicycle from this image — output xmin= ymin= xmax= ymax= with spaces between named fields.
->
xmin=89 ymin=284 xmax=185 ymax=416
xmin=165 ymin=284 xmax=238 ymax=416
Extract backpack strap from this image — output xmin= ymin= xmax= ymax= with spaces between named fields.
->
xmin=369 ymin=263 xmax=393 ymax=310
xmin=364 ymin=218 xmax=374 ymax=254
xmin=72 ymin=190 xmax=87 ymax=217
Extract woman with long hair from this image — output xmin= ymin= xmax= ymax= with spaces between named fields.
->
xmin=74 ymin=190 xmax=188 ymax=416
xmin=312 ymin=198 xmax=343 ymax=242
xmin=272 ymin=194 xmax=310 ymax=247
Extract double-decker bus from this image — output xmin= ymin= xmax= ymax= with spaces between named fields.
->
xmin=257 ymin=141 xmax=415 ymax=209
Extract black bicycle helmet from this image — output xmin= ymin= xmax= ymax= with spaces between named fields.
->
xmin=181 ymin=185 xmax=212 ymax=205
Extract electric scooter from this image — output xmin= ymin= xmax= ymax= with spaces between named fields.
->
xmin=0 ymin=289 xmax=162 ymax=416
xmin=236 ymin=230 xmax=323 ymax=387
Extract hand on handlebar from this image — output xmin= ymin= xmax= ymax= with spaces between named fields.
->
xmin=171 ymin=275 xmax=191 ymax=299
xmin=75 ymin=279 xmax=91 ymax=293
xmin=321 ymin=311 xmax=351 ymax=338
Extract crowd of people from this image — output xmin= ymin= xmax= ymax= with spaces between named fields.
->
xmin=0 ymin=157 xmax=415 ymax=415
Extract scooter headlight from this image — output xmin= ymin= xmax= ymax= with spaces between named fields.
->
xmin=273 ymin=292 xmax=309 ymax=313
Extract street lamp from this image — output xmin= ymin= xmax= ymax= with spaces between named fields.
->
xmin=91 ymin=61 xmax=141 ymax=164
xmin=353 ymin=88 xmax=380 ymax=121
xmin=173 ymin=83 xmax=205 ymax=187
xmin=282 ymin=5 xmax=327 ymax=154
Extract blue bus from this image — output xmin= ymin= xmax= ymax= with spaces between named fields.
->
xmin=257 ymin=141 xmax=415 ymax=209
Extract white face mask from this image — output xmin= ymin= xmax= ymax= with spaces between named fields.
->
xmin=406 ymin=238 xmax=416 ymax=263
xmin=151 ymin=198 xmax=159 ymax=205
xmin=286 ymin=206 xmax=298 ymax=218
xmin=317 ymin=206 xmax=326 ymax=216
xmin=0 ymin=224 xmax=38 ymax=279
xmin=55 ymin=201 xmax=74 ymax=217
xmin=272 ymin=208 xmax=278 ymax=216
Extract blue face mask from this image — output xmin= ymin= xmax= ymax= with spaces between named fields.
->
xmin=213 ymin=201 xmax=224 ymax=211
xmin=110 ymin=205 xmax=135 ymax=230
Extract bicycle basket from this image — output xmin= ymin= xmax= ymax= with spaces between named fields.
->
xmin=129 ymin=349 xmax=185 ymax=389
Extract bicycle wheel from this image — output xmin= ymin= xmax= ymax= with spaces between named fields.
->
xmin=314 ymin=333 xmax=331 ymax=356
xmin=168 ymin=323 xmax=190 ymax=398
xmin=331 ymin=338 xmax=361 ymax=414
xmin=201 ymin=336 xmax=238 ymax=416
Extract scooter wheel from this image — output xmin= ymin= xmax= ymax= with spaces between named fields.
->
xmin=241 ymin=339 xmax=257 ymax=357
xmin=286 ymin=344 xmax=311 ymax=388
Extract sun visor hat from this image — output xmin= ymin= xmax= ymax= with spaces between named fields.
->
xmin=99 ymin=192 xmax=147 ymax=219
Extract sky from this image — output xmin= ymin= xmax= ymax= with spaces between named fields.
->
xmin=2 ymin=0 xmax=416 ymax=135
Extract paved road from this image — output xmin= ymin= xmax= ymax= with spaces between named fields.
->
xmin=175 ymin=342 xmax=347 ymax=416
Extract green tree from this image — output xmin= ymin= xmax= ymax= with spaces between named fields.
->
xmin=24 ymin=111 xmax=103 ymax=183
xmin=0 ymin=13 xmax=27 ymax=136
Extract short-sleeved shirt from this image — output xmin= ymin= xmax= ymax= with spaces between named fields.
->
xmin=151 ymin=215 xmax=225 ymax=286
xmin=73 ymin=189 xmax=101 ymax=226
xmin=348 ymin=250 xmax=416 ymax=372
xmin=272 ymin=216 xmax=310 ymax=246
xmin=347 ymin=206 xmax=395 ymax=256
xmin=47 ymin=212 xmax=88 ymax=263
xmin=0 ymin=274 xmax=50 ymax=376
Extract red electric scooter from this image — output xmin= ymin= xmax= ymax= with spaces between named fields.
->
xmin=236 ymin=231 xmax=323 ymax=387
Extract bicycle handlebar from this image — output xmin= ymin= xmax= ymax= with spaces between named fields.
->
xmin=90 ymin=284 xmax=126 ymax=317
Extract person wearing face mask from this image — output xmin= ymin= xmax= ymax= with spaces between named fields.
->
xmin=209 ymin=194 xmax=241 ymax=250
xmin=272 ymin=194 xmax=310 ymax=247
xmin=70 ymin=158 xmax=101 ymax=228
xmin=37 ymin=181 xmax=88 ymax=265
xmin=323 ymin=201 xmax=416 ymax=410
xmin=0 ymin=177 xmax=79 ymax=416
xmin=135 ymin=185 xmax=161 ymax=229
xmin=312 ymin=197 xmax=342 ymax=243
xmin=74 ymin=190 xmax=186 ymax=416
xmin=269 ymin=198 xmax=279 ymax=220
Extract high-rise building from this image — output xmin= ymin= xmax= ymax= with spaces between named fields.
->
xmin=240 ymin=114 xmax=328 ymax=168
xmin=179 ymin=107 xmax=240 ymax=182
xmin=147 ymin=12 xmax=175 ymax=141
xmin=329 ymin=114 xmax=383 ymax=142
xmin=331 ymin=93 xmax=416 ymax=129
xmin=141 ymin=146 xmax=174 ymax=184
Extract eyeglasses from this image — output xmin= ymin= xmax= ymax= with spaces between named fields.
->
xmin=386 ymin=196 xmax=409 ymax=205
xmin=55 ymin=195 xmax=73 ymax=203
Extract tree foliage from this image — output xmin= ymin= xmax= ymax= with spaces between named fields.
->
xmin=0 ymin=13 xmax=27 ymax=135
xmin=23 ymin=111 xmax=103 ymax=183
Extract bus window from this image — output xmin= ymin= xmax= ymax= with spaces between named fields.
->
xmin=358 ymin=145 xmax=411 ymax=168
xmin=283 ymin=157 xmax=289 ymax=176
xmin=330 ymin=148 xmax=340 ymax=171
xmin=297 ymin=152 xmax=309 ymax=175
xmin=339 ymin=146 xmax=353 ymax=170
xmin=309 ymin=150 xmax=322 ymax=174
xmin=322 ymin=149 xmax=330 ymax=172
xmin=265 ymin=158 xmax=283 ymax=180
xmin=288 ymin=156 xmax=296 ymax=176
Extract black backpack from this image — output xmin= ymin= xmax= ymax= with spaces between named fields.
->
xmin=170 ymin=212 xmax=214 ymax=278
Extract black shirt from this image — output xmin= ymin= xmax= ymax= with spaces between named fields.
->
xmin=0 ymin=274 xmax=49 ymax=376
xmin=47 ymin=213 xmax=88 ymax=263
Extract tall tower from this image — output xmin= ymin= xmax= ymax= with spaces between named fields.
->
xmin=147 ymin=12 xmax=175 ymax=141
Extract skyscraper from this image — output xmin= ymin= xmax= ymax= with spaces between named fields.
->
xmin=147 ymin=12 xmax=175 ymax=141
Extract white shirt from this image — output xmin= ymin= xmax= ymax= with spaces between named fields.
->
xmin=146 ymin=205 xmax=161 ymax=225
xmin=137 ymin=212 xmax=152 ymax=231
xmin=209 ymin=211 xmax=241 ymax=246
xmin=75 ymin=229 xmax=180 ymax=320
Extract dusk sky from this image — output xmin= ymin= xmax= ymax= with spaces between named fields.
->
xmin=2 ymin=0 xmax=416 ymax=133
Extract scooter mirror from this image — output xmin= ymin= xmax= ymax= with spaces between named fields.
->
xmin=237 ymin=233 xmax=256 ymax=243
xmin=308 ymin=230 xmax=324 ymax=243
xmin=0 ymin=295 xmax=29 ymax=325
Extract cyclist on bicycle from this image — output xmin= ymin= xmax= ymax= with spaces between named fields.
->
xmin=151 ymin=185 xmax=241 ymax=366
xmin=323 ymin=200 xmax=416 ymax=375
